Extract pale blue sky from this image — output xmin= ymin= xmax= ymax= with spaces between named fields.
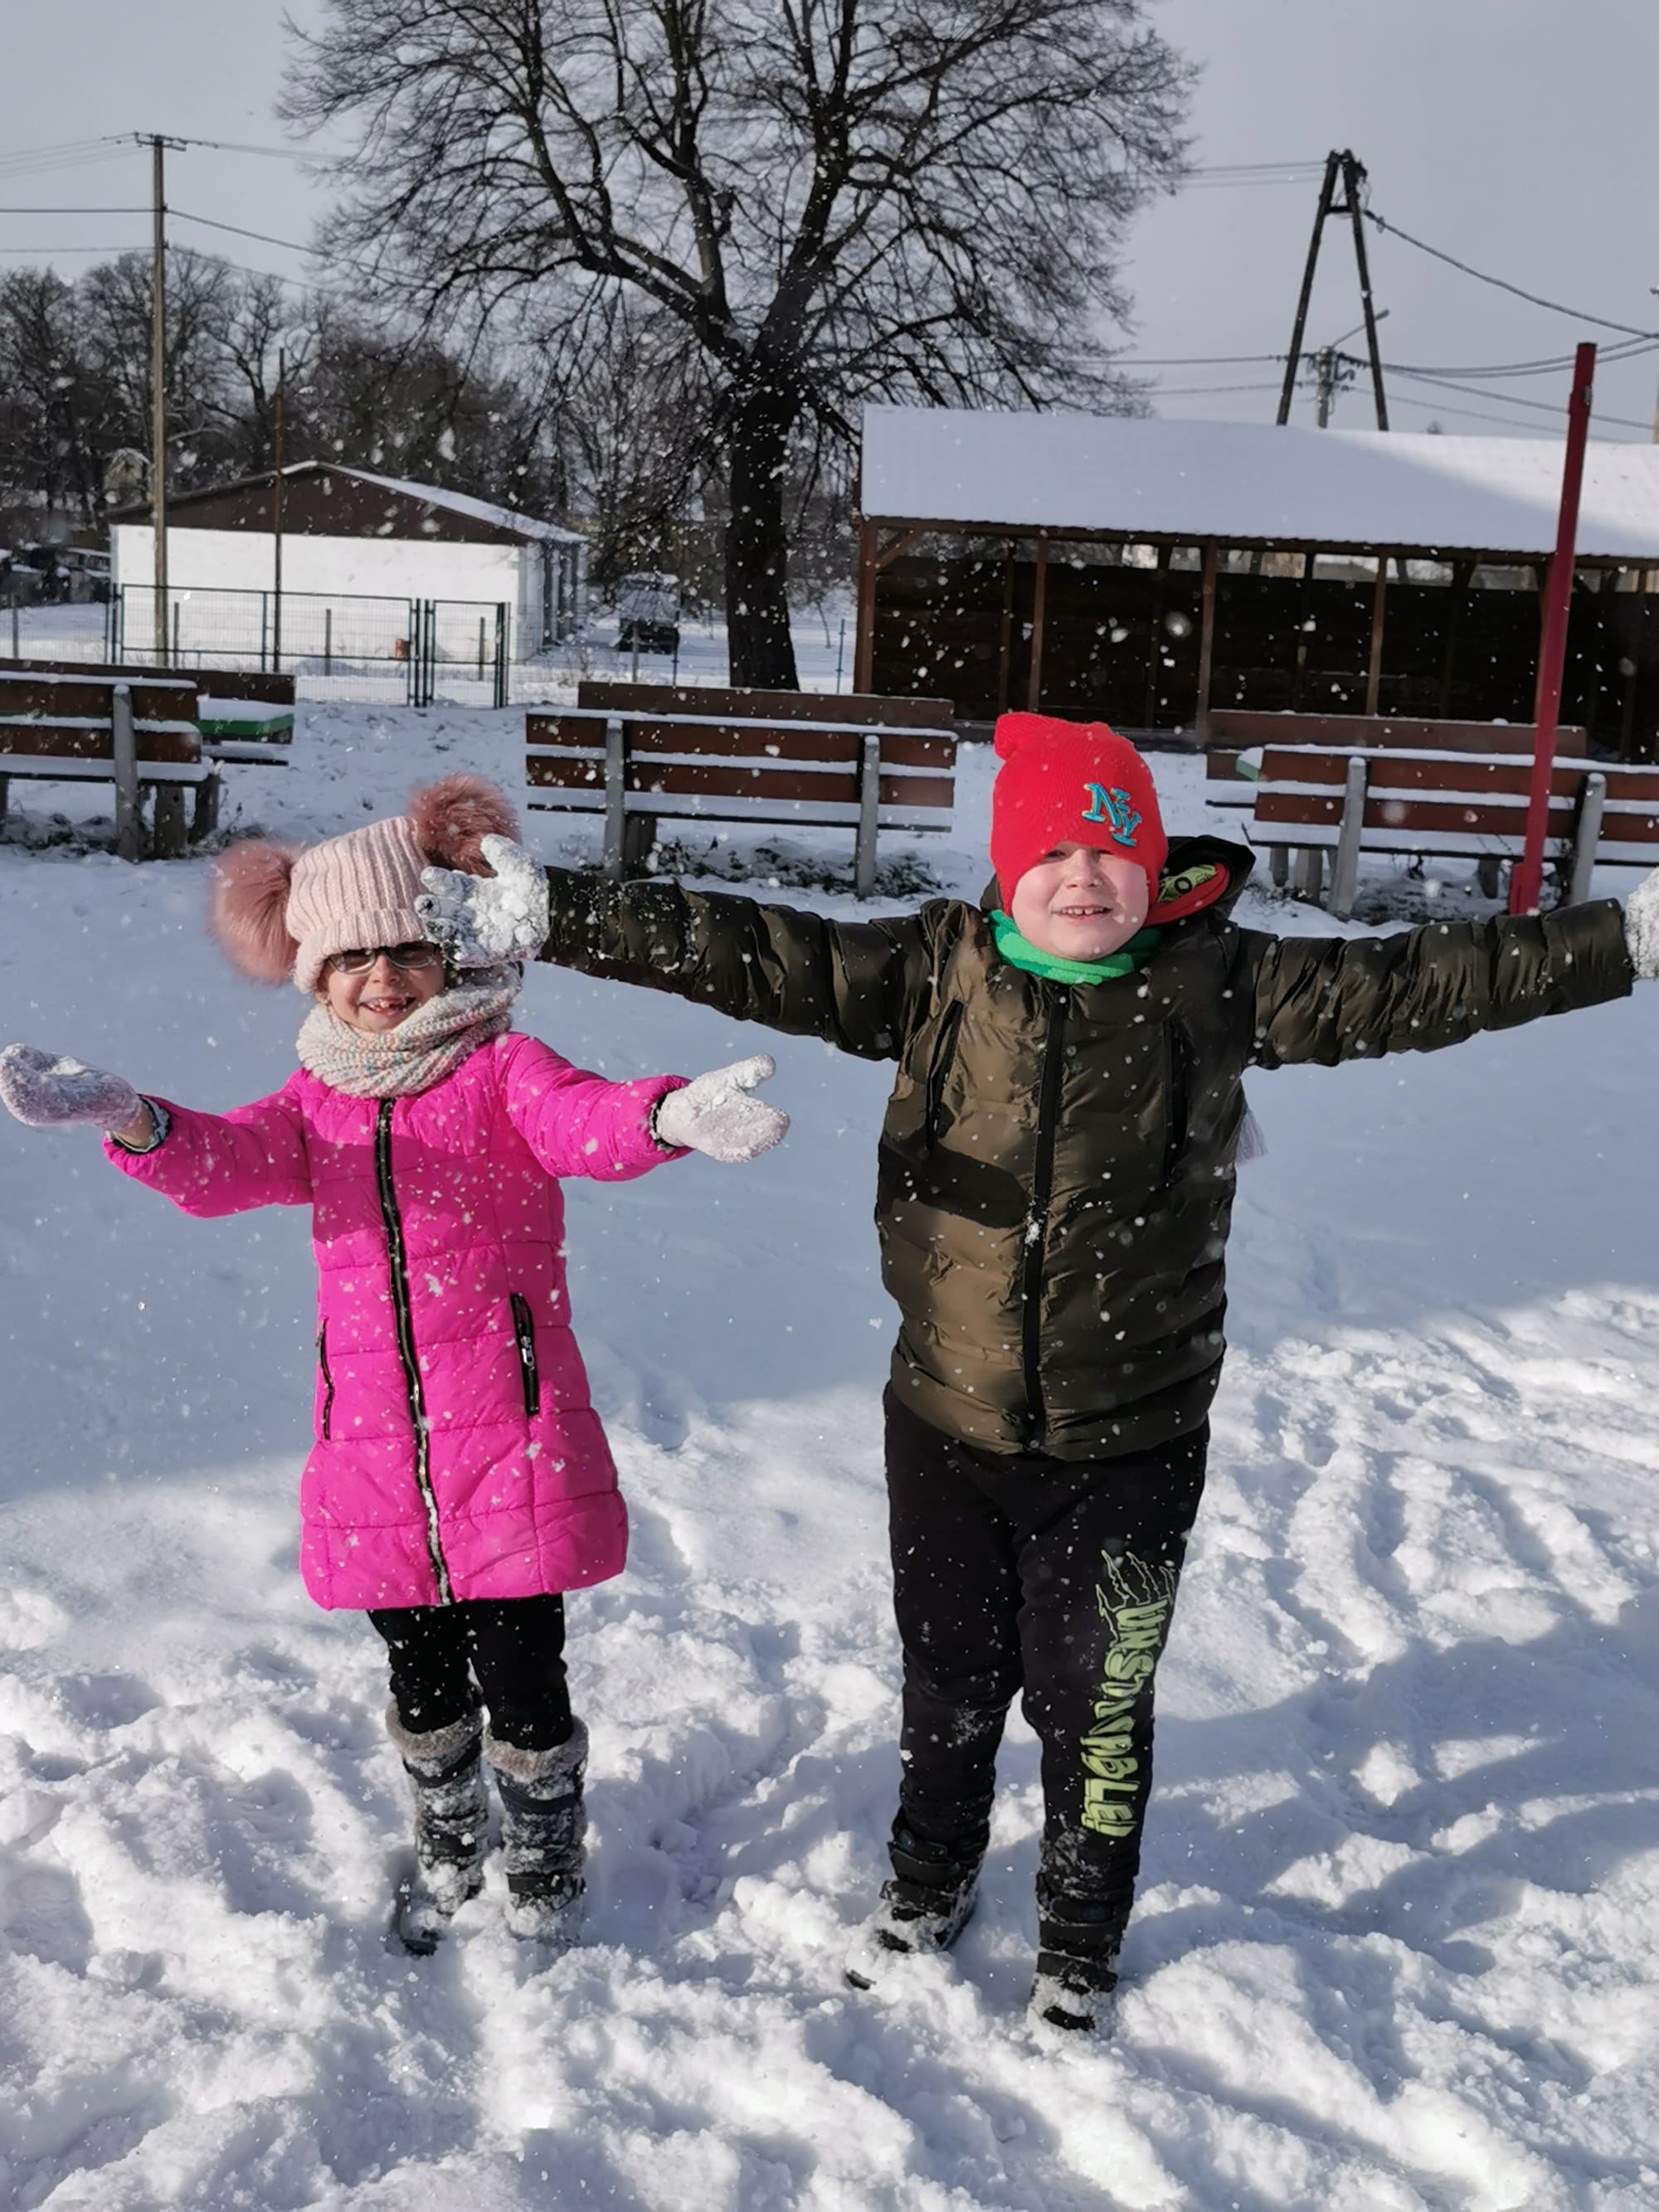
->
xmin=2 ymin=0 xmax=1654 ymax=441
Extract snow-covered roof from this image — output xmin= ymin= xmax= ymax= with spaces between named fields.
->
xmin=859 ymin=406 xmax=1659 ymax=562
xmin=339 ymin=467 xmax=586 ymax=546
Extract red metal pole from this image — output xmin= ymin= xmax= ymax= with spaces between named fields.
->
xmin=1511 ymin=342 xmax=1596 ymax=914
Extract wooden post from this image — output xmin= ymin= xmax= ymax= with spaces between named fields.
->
xmin=854 ymin=731 xmax=881 ymax=899
xmin=1438 ymin=561 xmax=1473 ymax=717
xmin=1026 ymin=532 xmax=1049 ymax=711
xmin=111 ymin=682 xmax=143 ymax=863
xmin=854 ymin=519 xmax=878 ymax=694
xmin=995 ymin=547 xmax=1014 ymax=716
xmin=601 ymin=714 xmax=629 ymax=878
xmin=1195 ymin=542 xmax=1219 ymax=745
xmin=1364 ymin=557 xmax=1388 ymax=714
xmin=1142 ymin=544 xmax=1172 ymax=727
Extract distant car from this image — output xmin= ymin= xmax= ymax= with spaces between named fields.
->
xmin=615 ymin=571 xmax=680 ymax=655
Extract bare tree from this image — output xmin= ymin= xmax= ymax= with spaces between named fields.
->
xmin=282 ymin=0 xmax=1191 ymax=686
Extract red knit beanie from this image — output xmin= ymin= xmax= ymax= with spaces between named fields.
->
xmin=990 ymin=712 xmax=1168 ymax=906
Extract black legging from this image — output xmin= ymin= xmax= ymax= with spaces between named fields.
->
xmin=369 ymin=1593 xmax=572 ymax=1752
xmin=884 ymin=1388 xmax=1207 ymax=1914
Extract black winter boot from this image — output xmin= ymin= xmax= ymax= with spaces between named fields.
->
xmin=844 ymin=1819 xmax=987 ymax=1989
xmin=388 ymin=1704 xmax=488 ymax=1954
xmin=485 ymin=1719 xmax=588 ymax=1946
xmin=1029 ymin=1891 xmax=1129 ymax=2035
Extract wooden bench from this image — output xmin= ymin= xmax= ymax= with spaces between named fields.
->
xmin=0 ymin=671 xmax=218 ymax=858
xmin=0 ymin=657 xmax=295 ymax=769
xmin=526 ymin=684 xmax=956 ymax=896
xmin=1243 ymin=742 xmax=1659 ymax=918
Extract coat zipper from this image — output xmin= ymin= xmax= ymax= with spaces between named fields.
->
xmin=375 ymin=1099 xmax=454 ymax=1606
xmin=1163 ymin=1021 xmax=1193 ymax=1188
xmin=1020 ymin=994 xmax=1068 ymax=1446
xmin=316 ymin=1324 xmax=334 ymax=1441
xmin=510 ymin=1292 xmax=541 ymax=1417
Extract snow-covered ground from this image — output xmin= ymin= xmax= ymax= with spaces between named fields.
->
xmin=2 ymin=712 xmax=1657 ymax=2210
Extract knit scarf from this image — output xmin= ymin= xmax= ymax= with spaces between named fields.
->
xmin=990 ymin=912 xmax=1162 ymax=987
xmin=296 ymin=972 xmax=520 ymax=1098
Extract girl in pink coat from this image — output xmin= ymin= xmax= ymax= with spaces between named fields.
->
xmin=0 ymin=775 xmax=787 ymax=1952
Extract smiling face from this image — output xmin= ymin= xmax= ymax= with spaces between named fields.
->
xmin=1008 ymin=842 xmax=1151 ymax=962
xmin=317 ymin=946 xmax=446 ymax=1033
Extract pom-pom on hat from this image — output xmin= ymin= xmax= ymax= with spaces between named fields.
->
xmin=989 ymin=712 xmax=1168 ymax=908
xmin=210 ymin=773 xmax=518 ymax=993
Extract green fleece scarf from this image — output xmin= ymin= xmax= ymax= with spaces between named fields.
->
xmin=990 ymin=912 xmax=1161 ymax=986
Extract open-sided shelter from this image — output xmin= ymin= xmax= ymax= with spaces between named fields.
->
xmin=854 ymin=408 xmax=1659 ymax=752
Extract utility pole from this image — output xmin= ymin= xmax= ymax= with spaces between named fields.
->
xmin=1315 ymin=348 xmax=1336 ymax=429
xmin=271 ymin=345 xmax=285 ymax=672
xmin=1277 ymin=150 xmax=1389 ymax=430
xmin=139 ymin=133 xmax=187 ymax=663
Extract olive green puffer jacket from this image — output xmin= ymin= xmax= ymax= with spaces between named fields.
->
xmin=538 ymin=838 xmax=1632 ymax=1459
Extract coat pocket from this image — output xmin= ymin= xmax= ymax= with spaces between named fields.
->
xmin=316 ymin=1325 xmax=335 ymax=1441
xmin=924 ymin=1000 xmax=966 ymax=1145
xmin=510 ymin=1293 xmax=541 ymax=1417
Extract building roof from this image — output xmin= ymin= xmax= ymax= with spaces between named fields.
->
xmin=112 ymin=460 xmax=585 ymax=547
xmin=859 ymin=406 xmax=1659 ymax=562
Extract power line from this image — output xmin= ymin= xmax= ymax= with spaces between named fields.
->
xmin=1365 ymin=206 xmax=1659 ymax=340
xmin=1376 ymin=359 xmax=1656 ymax=431
xmin=1386 ymin=389 xmax=1646 ymax=441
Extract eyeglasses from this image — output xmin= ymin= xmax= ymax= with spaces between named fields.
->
xmin=325 ymin=942 xmax=445 ymax=975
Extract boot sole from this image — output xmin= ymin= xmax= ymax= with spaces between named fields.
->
xmin=844 ymin=1888 xmax=978 ymax=1990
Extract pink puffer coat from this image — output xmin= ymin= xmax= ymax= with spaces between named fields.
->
xmin=107 ymin=1033 xmax=685 ymax=1612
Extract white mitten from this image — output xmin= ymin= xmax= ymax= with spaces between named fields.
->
xmin=1624 ymin=868 xmax=1659 ymax=980
xmin=0 ymin=1043 xmax=142 ymax=1130
xmin=654 ymin=1055 xmax=789 ymax=1164
xmin=416 ymin=834 xmax=549 ymax=967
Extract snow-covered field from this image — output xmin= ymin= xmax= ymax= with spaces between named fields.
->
xmin=2 ymin=711 xmax=1657 ymax=2210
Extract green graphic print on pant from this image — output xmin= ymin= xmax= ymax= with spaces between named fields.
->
xmin=1079 ymin=1553 xmax=1180 ymax=1840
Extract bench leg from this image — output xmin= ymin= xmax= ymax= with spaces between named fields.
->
xmin=189 ymin=773 xmax=221 ymax=845
xmin=0 ymin=775 xmax=8 ymax=828
xmin=152 ymin=784 xmax=187 ymax=860
xmin=1292 ymin=847 xmax=1324 ymax=902
xmin=620 ymin=809 xmax=657 ymax=877
xmin=1269 ymin=844 xmax=1289 ymax=889
xmin=1476 ymin=854 xmax=1502 ymax=900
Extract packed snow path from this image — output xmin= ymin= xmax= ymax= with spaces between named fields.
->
xmin=1 ymin=713 xmax=1656 ymax=2210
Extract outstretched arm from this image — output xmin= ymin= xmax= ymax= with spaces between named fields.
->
xmin=420 ymin=837 xmax=940 ymax=1062
xmin=1243 ymin=897 xmax=1633 ymax=1070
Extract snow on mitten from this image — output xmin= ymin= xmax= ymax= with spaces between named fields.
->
xmin=416 ymin=834 xmax=548 ymax=968
xmin=1624 ymin=868 xmax=1659 ymax=980
xmin=0 ymin=1043 xmax=142 ymax=1130
xmin=653 ymin=1055 xmax=789 ymax=1165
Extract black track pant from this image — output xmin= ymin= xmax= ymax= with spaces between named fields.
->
xmin=368 ymin=1593 xmax=572 ymax=1752
xmin=885 ymin=1388 xmax=1207 ymax=1917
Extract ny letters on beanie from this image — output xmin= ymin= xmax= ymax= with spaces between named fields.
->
xmin=990 ymin=712 xmax=1168 ymax=907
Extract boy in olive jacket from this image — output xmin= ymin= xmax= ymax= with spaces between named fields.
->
xmin=421 ymin=711 xmax=1651 ymax=2031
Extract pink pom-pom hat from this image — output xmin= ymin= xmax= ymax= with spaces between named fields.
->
xmin=210 ymin=773 xmax=519 ymax=993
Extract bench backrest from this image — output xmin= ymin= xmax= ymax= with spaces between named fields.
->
xmin=1206 ymin=710 xmax=1587 ymax=783
xmin=1250 ymin=744 xmax=1649 ymax=847
xmin=576 ymin=682 xmax=953 ymax=730
xmin=529 ymin=698 xmax=956 ymax=818
xmin=0 ymin=657 xmax=297 ymax=710
xmin=0 ymin=671 xmax=202 ymax=762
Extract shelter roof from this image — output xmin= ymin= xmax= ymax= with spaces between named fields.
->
xmin=859 ymin=406 xmax=1659 ymax=562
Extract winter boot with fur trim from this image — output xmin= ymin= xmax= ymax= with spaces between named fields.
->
xmin=844 ymin=1819 xmax=985 ymax=1990
xmin=1029 ymin=1893 xmax=1127 ymax=2035
xmin=389 ymin=1704 xmax=489 ymax=1955
xmin=487 ymin=1720 xmax=588 ymax=1947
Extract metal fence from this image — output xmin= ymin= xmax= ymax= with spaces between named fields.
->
xmin=109 ymin=586 xmax=512 ymax=707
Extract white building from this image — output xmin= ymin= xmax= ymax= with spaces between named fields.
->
xmin=111 ymin=462 xmax=586 ymax=659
